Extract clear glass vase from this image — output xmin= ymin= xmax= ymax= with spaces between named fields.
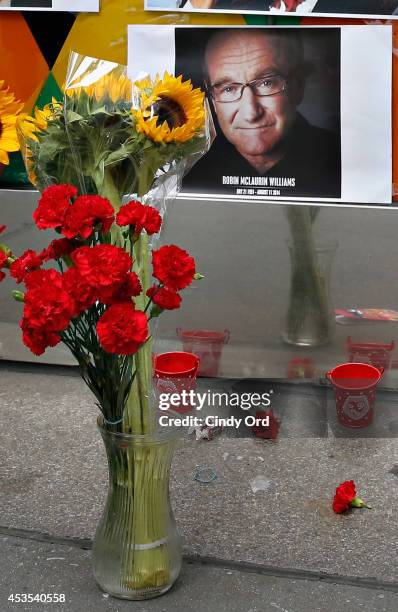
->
xmin=283 ymin=242 xmax=337 ymax=347
xmin=92 ymin=417 xmax=182 ymax=600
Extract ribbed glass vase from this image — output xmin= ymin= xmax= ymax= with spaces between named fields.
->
xmin=92 ymin=416 xmax=182 ymax=600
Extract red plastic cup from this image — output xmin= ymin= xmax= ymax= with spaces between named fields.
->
xmin=153 ymin=351 xmax=200 ymax=413
xmin=177 ymin=328 xmax=229 ymax=377
xmin=326 ymin=362 xmax=384 ymax=428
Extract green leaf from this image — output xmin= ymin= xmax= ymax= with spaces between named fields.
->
xmin=65 ymin=110 xmax=84 ymax=123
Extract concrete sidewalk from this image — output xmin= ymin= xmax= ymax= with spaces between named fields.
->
xmin=1 ymin=363 xmax=398 ymax=611
xmin=1 ymin=530 xmax=397 ymax=612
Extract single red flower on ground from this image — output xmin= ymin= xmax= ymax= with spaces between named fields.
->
xmin=116 ymin=200 xmax=162 ymax=235
xmin=152 ymin=245 xmax=195 ymax=291
xmin=71 ymin=245 xmax=133 ymax=303
xmin=33 ymin=184 xmax=77 ymax=230
xmin=40 ymin=238 xmax=77 ymax=262
xmin=332 ymin=480 xmax=370 ymax=513
xmin=97 ymin=302 xmax=148 ymax=355
xmin=333 ymin=480 xmax=357 ymax=513
xmin=9 ymin=249 xmax=43 ymax=283
xmin=147 ymin=284 xmax=181 ymax=310
xmin=62 ymin=195 xmax=115 ymax=239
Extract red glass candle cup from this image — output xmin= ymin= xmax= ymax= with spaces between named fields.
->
xmin=177 ymin=328 xmax=229 ymax=377
xmin=154 ymin=351 xmax=200 ymax=414
xmin=326 ymin=362 xmax=383 ymax=428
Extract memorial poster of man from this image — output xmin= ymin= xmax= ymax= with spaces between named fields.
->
xmin=145 ymin=0 xmax=398 ymax=20
xmin=0 ymin=0 xmax=98 ymax=10
xmin=128 ymin=25 xmax=392 ymax=204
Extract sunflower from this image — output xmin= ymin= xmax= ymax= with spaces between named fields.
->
xmin=65 ymin=73 xmax=132 ymax=103
xmin=16 ymin=98 xmax=62 ymax=143
xmin=133 ymin=72 xmax=205 ymax=144
xmin=0 ymin=80 xmax=23 ymax=165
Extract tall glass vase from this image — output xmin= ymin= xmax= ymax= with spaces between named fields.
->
xmin=283 ymin=242 xmax=337 ymax=347
xmin=92 ymin=417 xmax=182 ymax=600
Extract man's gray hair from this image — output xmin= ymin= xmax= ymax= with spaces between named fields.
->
xmin=203 ymin=28 xmax=306 ymax=82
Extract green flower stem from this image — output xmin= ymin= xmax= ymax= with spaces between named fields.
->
xmin=137 ymin=162 xmax=156 ymax=198
xmin=100 ymin=168 xmax=123 ymax=212
xmin=93 ymin=167 xmax=124 ymax=246
xmin=124 ymin=231 xmax=155 ymax=435
xmin=286 ymin=206 xmax=332 ymax=343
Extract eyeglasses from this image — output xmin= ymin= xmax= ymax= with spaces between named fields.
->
xmin=208 ymin=74 xmax=287 ymax=104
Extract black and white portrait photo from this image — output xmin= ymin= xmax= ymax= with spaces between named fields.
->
xmin=128 ymin=25 xmax=392 ymax=204
xmin=177 ymin=27 xmax=341 ymax=199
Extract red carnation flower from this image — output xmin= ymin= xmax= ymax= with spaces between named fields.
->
xmin=33 ymin=184 xmax=77 ymax=230
xmin=40 ymin=238 xmax=77 ymax=262
xmin=147 ymin=284 xmax=181 ymax=310
xmin=0 ymin=224 xmax=6 ymax=234
xmin=0 ymin=250 xmax=8 ymax=268
xmin=332 ymin=480 xmax=371 ymax=514
xmin=9 ymin=249 xmax=43 ymax=284
xmin=152 ymin=245 xmax=195 ymax=291
xmin=97 ymin=303 xmax=148 ymax=355
xmin=116 ymin=200 xmax=162 ymax=236
xmin=71 ymin=245 xmax=133 ymax=303
xmin=62 ymin=267 xmax=97 ymax=316
xmin=143 ymin=206 xmax=162 ymax=235
xmin=23 ymin=269 xmax=75 ymax=332
xmin=105 ymin=272 xmax=142 ymax=305
xmin=332 ymin=480 xmax=357 ymax=513
xmin=62 ymin=195 xmax=114 ymax=240
xmin=20 ymin=319 xmax=61 ymax=356
xmin=24 ymin=268 xmax=63 ymax=291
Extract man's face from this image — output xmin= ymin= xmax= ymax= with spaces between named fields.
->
xmin=205 ymin=31 xmax=304 ymax=160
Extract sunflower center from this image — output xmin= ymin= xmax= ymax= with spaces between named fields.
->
xmin=151 ymin=96 xmax=186 ymax=129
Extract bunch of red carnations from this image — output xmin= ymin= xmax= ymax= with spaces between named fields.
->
xmin=0 ymin=184 xmax=200 ymax=430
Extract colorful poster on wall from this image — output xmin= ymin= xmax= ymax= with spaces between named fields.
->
xmin=128 ymin=25 xmax=392 ymax=205
xmin=145 ymin=1 xmax=398 ymax=19
xmin=0 ymin=0 xmax=98 ymax=11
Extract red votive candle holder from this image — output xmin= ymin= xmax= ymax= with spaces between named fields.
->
xmin=326 ymin=362 xmax=383 ymax=428
xmin=154 ymin=351 xmax=200 ymax=413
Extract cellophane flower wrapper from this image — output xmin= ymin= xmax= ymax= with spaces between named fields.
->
xmin=17 ymin=51 xmax=214 ymax=213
